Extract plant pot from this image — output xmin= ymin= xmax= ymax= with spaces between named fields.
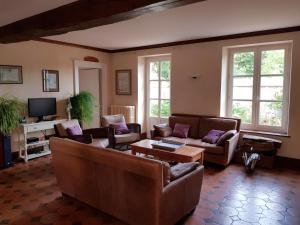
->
xmin=0 ymin=133 xmax=13 ymax=169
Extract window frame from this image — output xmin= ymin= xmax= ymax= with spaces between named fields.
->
xmin=146 ymin=56 xmax=171 ymax=119
xmin=226 ymin=42 xmax=292 ymax=134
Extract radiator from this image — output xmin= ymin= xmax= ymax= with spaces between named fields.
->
xmin=110 ymin=105 xmax=135 ymax=123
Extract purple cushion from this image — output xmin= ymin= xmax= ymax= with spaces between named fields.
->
xmin=66 ymin=125 xmax=83 ymax=136
xmin=110 ymin=122 xmax=130 ymax=135
xmin=172 ymin=123 xmax=190 ymax=138
xmin=202 ymin=129 xmax=225 ymax=144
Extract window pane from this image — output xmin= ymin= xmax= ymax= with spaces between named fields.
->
xmin=160 ymin=61 xmax=170 ymax=80
xmin=233 ymin=87 xmax=253 ymax=100
xmin=259 ymin=101 xmax=282 ymax=126
xmin=260 ymin=87 xmax=283 ymax=101
xmin=150 ymin=100 xmax=159 ymax=117
xmin=233 ymin=52 xmax=254 ymax=76
xmin=161 ymin=81 xmax=170 ymax=99
xmin=149 ymin=81 xmax=159 ymax=99
xmin=160 ymin=100 xmax=170 ymax=117
xmin=261 ymin=49 xmax=285 ymax=75
xmin=232 ymin=101 xmax=252 ymax=124
xmin=233 ymin=77 xmax=253 ymax=86
xmin=150 ymin=62 xmax=159 ymax=80
xmin=261 ymin=76 xmax=284 ymax=86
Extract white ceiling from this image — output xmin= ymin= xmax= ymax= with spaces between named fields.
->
xmin=0 ymin=0 xmax=76 ymax=26
xmin=44 ymin=0 xmax=300 ymax=50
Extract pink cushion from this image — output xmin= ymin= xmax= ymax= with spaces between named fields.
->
xmin=202 ymin=129 xmax=225 ymax=144
xmin=110 ymin=122 xmax=130 ymax=135
xmin=66 ymin=125 xmax=83 ymax=136
xmin=172 ymin=123 xmax=190 ymax=138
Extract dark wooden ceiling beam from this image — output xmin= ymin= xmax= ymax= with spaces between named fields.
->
xmin=0 ymin=0 xmax=205 ymax=43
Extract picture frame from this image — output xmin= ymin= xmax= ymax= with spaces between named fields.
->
xmin=0 ymin=65 xmax=23 ymax=84
xmin=116 ymin=70 xmax=131 ymax=95
xmin=42 ymin=69 xmax=59 ymax=92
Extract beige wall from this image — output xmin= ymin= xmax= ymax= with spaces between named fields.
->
xmin=111 ymin=32 xmax=300 ymax=160
xmin=0 ymin=41 xmax=111 ymax=151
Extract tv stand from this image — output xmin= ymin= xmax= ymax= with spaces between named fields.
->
xmin=18 ymin=119 xmax=66 ymax=162
xmin=36 ymin=116 xmax=52 ymax=123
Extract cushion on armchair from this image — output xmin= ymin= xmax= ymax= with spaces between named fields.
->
xmin=101 ymin=114 xmax=126 ymax=127
xmin=66 ymin=125 xmax=83 ymax=136
xmin=170 ymin=162 xmax=199 ymax=181
xmin=109 ymin=122 xmax=130 ymax=135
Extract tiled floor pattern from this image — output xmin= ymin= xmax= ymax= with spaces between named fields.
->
xmin=1 ymin=157 xmax=300 ymax=225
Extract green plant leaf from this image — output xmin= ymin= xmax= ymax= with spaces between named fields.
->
xmin=0 ymin=96 xmax=25 ymax=136
xmin=70 ymin=91 xmax=95 ymax=125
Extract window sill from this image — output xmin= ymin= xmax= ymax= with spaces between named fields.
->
xmin=240 ymin=129 xmax=290 ymax=138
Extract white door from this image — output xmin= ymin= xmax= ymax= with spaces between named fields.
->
xmin=79 ymin=68 xmax=102 ymax=129
xmin=146 ymin=56 xmax=171 ymax=136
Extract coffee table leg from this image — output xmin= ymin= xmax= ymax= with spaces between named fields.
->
xmin=201 ymin=152 xmax=204 ymax=165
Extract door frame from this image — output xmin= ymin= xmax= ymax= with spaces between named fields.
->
xmin=146 ymin=55 xmax=171 ymax=135
xmin=73 ymin=60 xmax=108 ymax=115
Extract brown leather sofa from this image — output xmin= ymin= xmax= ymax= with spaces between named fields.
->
xmin=151 ymin=114 xmax=241 ymax=166
xmin=50 ymin=137 xmax=204 ymax=225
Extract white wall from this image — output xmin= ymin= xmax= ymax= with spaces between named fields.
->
xmin=0 ymin=40 xmax=111 ymax=151
xmin=110 ymin=32 xmax=300 ymax=160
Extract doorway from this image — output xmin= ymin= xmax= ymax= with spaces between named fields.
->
xmin=146 ymin=56 xmax=171 ymax=135
xmin=79 ymin=68 xmax=102 ymax=129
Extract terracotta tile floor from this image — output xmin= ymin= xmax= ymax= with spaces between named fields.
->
xmin=1 ymin=157 xmax=300 ymax=225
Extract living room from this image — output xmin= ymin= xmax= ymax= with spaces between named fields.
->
xmin=0 ymin=0 xmax=300 ymax=225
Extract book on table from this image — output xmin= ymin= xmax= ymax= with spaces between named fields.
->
xmin=151 ymin=139 xmax=185 ymax=151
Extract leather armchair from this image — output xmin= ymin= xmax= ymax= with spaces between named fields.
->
xmin=54 ymin=119 xmax=110 ymax=148
xmin=101 ymin=114 xmax=141 ymax=149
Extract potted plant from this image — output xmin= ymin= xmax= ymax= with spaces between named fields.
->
xmin=70 ymin=91 xmax=95 ymax=125
xmin=0 ymin=96 xmax=24 ymax=168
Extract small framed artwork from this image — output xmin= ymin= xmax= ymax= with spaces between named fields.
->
xmin=116 ymin=70 xmax=131 ymax=95
xmin=42 ymin=69 xmax=59 ymax=92
xmin=0 ymin=65 xmax=23 ymax=84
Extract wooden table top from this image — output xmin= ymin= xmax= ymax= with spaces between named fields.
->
xmin=131 ymin=139 xmax=205 ymax=157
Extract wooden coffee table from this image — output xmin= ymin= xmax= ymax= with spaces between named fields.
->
xmin=131 ymin=139 xmax=205 ymax=163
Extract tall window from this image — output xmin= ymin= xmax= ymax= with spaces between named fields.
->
xmin=227 ymin=43 xmax=292 ymax=134
xmin=146 ymin=56 xmax=171 ymax=134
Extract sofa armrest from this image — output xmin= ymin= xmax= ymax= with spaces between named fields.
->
xmin=150 ymin=129 xmax=159 ymax=139
xmin=160 ymin=166 xmax=204 ymax=225
xmin=83 ymin=127 xmax=109 ymax=139
xmin=224 ymin=132 xmax=240 ymax=164
xmin=67 ymin=134 xmax=93 ymax=144
xmin=127 ymin=123 xmax=141 ymax=134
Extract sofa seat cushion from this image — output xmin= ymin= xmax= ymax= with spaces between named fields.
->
xmin=115 ymin=133 xmax=140 ymax=144
xmin=90 ymin=138 xmax=109 ymax=148
xmin=187 ymin=139 xmax=225 ymax=155
xmin=164 ymin=136 xmax=224 ymax=155
xmin=170 ymin=162 xmax=199 ymax=181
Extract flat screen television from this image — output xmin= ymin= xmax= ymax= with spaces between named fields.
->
xmin=28 ymin=98 xmax=57 ymax=122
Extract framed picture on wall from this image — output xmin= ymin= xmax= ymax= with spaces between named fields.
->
xmin=116 ymin=70 xmax=131 ymax=95
xmin=0 ymin=65 xmax=23 ymax=84
xmin=42 ymin=69 xmax=59 ymax=92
